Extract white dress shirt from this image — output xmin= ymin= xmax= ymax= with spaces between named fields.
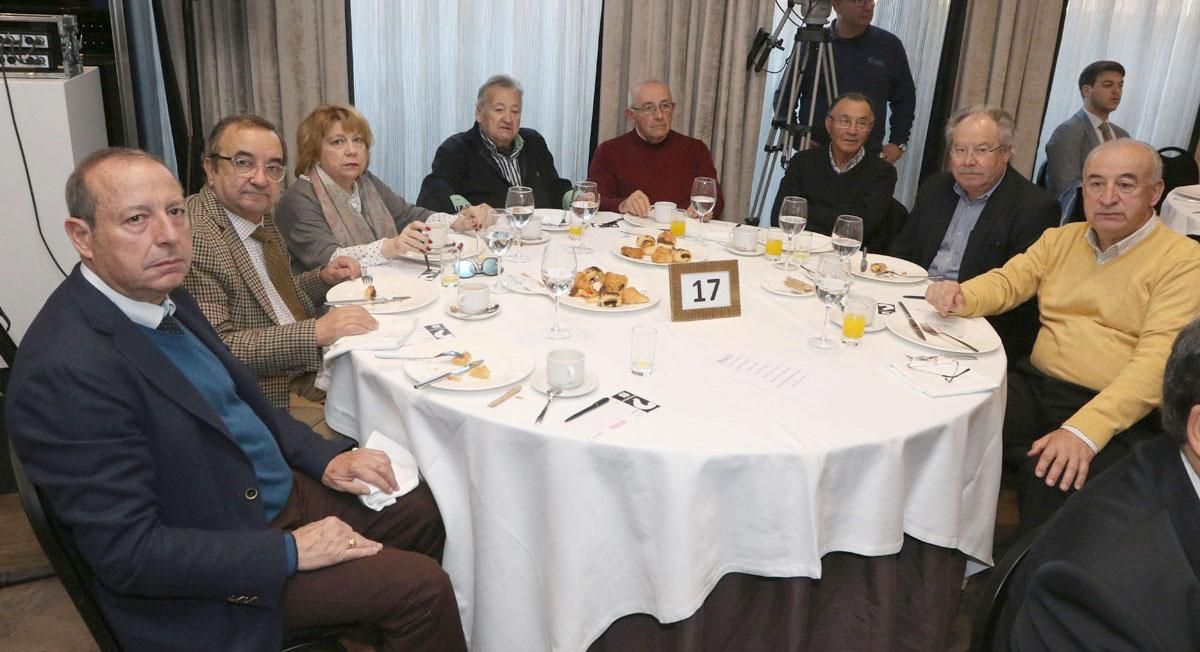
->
xmin=226 ymin=209 xmax=297 ymax=326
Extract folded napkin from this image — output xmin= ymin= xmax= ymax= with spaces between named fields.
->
xmin=886 ymin=362 xmax=998 ymax=398
xmin=357 ymin=430 xmax=421 ymax=511
xmin=315 ymin=317 xmax=416 ymax=390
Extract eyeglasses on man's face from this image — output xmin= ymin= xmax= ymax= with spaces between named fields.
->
xmin=1083 ymin=178 xmax=1141 ymax=196
xmin=631 ymin=101 xmax=676 ymax=116
xmin=831 ymin=115 xmax=873 ymax=130
xmin=210 ymin=154 xmax=287 ymax=183
xmin=949 ymin=144 xmax=1006 ymax=160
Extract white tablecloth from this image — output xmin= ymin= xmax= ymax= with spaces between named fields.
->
xmin=1161 ymin=185 xmax=1200 ymax=236
xmin=323 ymin=217 xmax=1005 ymax=651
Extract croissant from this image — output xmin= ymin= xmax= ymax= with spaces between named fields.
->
xmin=620 ymin=286 xmax=649 ymax=304
xmin=672 ymin=248 xmax=693 ymax=263
xmin=620 ymin=245 xmax=645 ymax=259
xmin=602 ymin=272 xmax=628 ymax=293
xmin=598 ymin=292 xmax=622 ymax=307
xmin=651 ymin=246 xmax=674 ymax=263
xmin=656 ymin=231 xmax=676 ymax=246
xmin=636 ymin=234 xmax=657 ymax=250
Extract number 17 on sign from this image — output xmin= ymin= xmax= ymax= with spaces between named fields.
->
xmin=668 ymin=259 xmax=741 ymax=322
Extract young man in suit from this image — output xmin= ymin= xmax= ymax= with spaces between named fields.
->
xmin=891 ymin=106 xmax=1059 ymax=360
xmin=183 ymin=114 xmax=378 ymax=433
xmin=1044 ymin=60 xmax=1128 ymax=200
xmin=997 ymin=318 xmax=1200 ymax=651
xmin=5 ymin=148 xmax=466 ymax=650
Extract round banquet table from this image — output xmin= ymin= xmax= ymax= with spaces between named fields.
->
xmin=321 ymin=215 xmax=1005 ymax=651
xmin=1160 ymin=184 xmax=1200 ymax=237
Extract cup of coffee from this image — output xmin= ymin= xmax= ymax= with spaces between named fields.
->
xmin=521 ymin=215 xmax=543 ymax=241
xmin=546 ymin=349 xmax=585 ymax=389
xmin=653 ymin=201 xmax=677 ymax=224
xmin=731 ymin=225 xmax=758 ymax=251
xmin=429 ymin=222 xmax=450 ymax=252
xmin=456 ymin=281 xmax=490 ymax=315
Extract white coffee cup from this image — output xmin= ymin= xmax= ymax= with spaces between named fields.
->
xmin=429 ymin=222 xmax=450 ymax=251
xmin=546 ymin=349 xmax=585 ymax=389
xmin=521 ymin=215 xmax=543 ymax=240
xmin=653 ymin=201 xmax=677 ymax=224
xmin=456 ymin=281 xmax=490 ymax=315
xmin=731 ymin=225 xmax=758 ymax=251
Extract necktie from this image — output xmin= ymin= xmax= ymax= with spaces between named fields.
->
xmin=1099 ymin=122 xmax=1115 ymax=142
xmin=250 ymin=226 xmax=306 ymax=322
xmin=157 ymin=314 xmax=183 ymax=335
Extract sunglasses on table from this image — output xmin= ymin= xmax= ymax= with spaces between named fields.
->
xmin=455 ymin=257 xmax=500 ymax=279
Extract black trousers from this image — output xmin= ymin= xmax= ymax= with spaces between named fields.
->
xmin=1003 ymin=358 xmax=1161 ymax=533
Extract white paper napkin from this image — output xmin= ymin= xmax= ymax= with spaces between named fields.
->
xmin=356 ymin=430 xmax=421 ymax=511
xmin=886 ymin=362 xmax=999 ymax=398
xmin=315 ymin=317 xmax=416 ymax=390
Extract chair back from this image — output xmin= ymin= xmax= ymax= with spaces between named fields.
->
xmin=1158 ymin=147 xmax=1200 ymax=212
xmin=1034 ymin=160 xmax=1048 ymax=189
xmin=874 ymin=197 xmax=909 ymax=254
xmin=969 ymin=525 xmax=1043 ymax=652
xmin=8 ymin=440 xmax=121 ymax=651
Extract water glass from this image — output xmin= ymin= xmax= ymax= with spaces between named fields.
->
xmin=630 ymin=326 xmax=657 ymax=376
xmin=485 ymin=209 xmax=514 ymax=292
xmin=832 ymin=214 xmax=864 ymax=261
xmin=808 ymin=254 xmax=851 ymax=350
xmin=571 ymin=180 xmax=599 ymax=254
xmin=505 ymin=185 xmax=534 ymax=263
xmin=777 ymin=196 xmax=808 ymax=271
xmin=690 ymin=176 xmax=717 ymax=243
xmin=541 ymin=241 xmax=577 ymax=339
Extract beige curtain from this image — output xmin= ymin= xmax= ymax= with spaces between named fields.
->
xmin=952 ymin=0 xmax=1066 ymax=176
xmin=173 ymin=0 xmax=349 ymax=179
xmin=598 ymin=0 xmax=771 ymax=221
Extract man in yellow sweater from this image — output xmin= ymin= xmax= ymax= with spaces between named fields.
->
xmin=926 ymin=138 xmax=1200 ymax=530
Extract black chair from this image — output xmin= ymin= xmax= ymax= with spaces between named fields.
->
xmin=9 ymin=437 xmax=349 ymax=651
xmin=1158 ymin=146 xmax=1200 ymax=213
xmin=874 ymin=197 xmax=909 ymax=254
xmin=1035 ymin=160 xmax=1048 ymax=189
xmin=969 ymin=524 xmax=1044 ymax=652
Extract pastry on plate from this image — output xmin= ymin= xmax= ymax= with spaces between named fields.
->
xmin=651 ymin=246 xmax=674 ymax=263
xmin=598 ymin=292 xmax=621 ymax=308
xmin=602 ymin=272 xmax=627 ymax=293
xmin=635 ymin=234 xmax=657 ymax=250
xmin=468 ymin=364 xmax=490 ymax=379
xmin=620 ymin=245 xmax=645 ymax=259
xmin=620 ymin=286 xmax=649 ymax=304
xmin=451 ymin=352 xmax=472 ymax=366
xmin=672 ymin=248 xmax=692 ymax=263
xmin=783 ymin=276 xmax=814 ymax=293
xmin=869 ymin=262 xmax=889 ymax=274
xmin=657 ymin=231 xmax=676 ymax=246
xmin=364 ymin=284 xmax=377 ymax=300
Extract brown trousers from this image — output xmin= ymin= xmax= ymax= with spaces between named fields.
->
xmin=271 ymin=472 xmax=467 ymax=652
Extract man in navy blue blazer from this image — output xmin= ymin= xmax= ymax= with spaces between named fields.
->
xmin=5 ymin=148 xmax=467 ymax=651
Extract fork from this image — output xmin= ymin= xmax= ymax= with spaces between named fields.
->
xmin=918 ymin=321 xmax=980 ymax=352
xmin=361 ymin=272 xmax=374 ymax=285
xmin=375 ymin=349 xmax=464 ymax=361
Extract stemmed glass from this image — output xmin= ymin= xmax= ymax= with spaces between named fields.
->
xmin=808 ymin=254 xmax=851 ymax=350
xmin=505 ymin=185 xmax=535 ymax=263
xmin=690 ymin=177 xmax=718 ymax=244
xmin=541 ymin=241 xmax=577 ymax=340
xmin=831 ymin=214 xmax=864 ymax=262
xmin=570 ymin=181 xmax=599 ymax=254
xmin=484 ymin=208 xmax=514 ymax=292
xmin=777 ymin=196 xmax=808 ymax=271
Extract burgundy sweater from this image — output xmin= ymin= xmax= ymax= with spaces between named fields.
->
xmin=588 ymin=130 xmax=725 ymax=219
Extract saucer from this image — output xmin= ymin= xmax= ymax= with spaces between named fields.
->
xmin=444 ymin=303 xmax=501 ymax=320
xmin=529 ymin=368 xmax=599 ymax=398
xmin=520 ymin=234 xmax=550 ymax=245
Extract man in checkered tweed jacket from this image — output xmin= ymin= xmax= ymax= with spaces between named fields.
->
xmin=184 ymin=114 xmax=378 ymax=429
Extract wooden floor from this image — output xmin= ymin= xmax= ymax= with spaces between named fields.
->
xmin=0 ymin=489 xmax=1019 ymax=651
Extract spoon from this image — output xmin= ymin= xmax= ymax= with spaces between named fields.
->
xmin=535 ymin=387 xmax=561 ymax=425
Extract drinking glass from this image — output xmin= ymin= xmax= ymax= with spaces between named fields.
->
xmin=831 ymin=214 xmax=864 ymax=261
xmin=670 ymin=210 xmax=688 ymax=237
xmin=777 ymin=196 xmax=808 ymax=271
xmin=840 ymin=294 xmax=875 ymax=347
xmin=690 ymin=176 xmax=718 ymax=243
xmin=792 ymin=232 xmax=813 ymax=267
xmin=808 ymin=254 xmax=851 ymax=350
xmin=541 ymin=241 xmax=577 ymax=340
xmin=505 ymin=185 xmax=535 ymax=262
xmin=567 ymin=210 xmax=586 ymax=250
xmin=630 ymin=326 xmax=657 ymax=376
xmin=484 ymin=209 xmax=514 ymax=292
xmin=764 ymin=228 xmax=784 ymax=262
xmin=570 ymin=180 xmax=599 ymax=254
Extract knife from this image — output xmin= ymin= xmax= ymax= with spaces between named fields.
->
xmin=563 ymin=397 xmax=609 ymax=423
xmin=487 ymin=385 xmax=521 ymax=407
xmin=413 ymin=359 xmax=485 ymax=389
xmin=898 ymin=301 xmax=927 ymax=341
xmin=326 ymin=295 xmax=411 ymax=306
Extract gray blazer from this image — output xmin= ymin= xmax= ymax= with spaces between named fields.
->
xmin=1044 ymin=109 xmax=1129 ymax=199
xmin=275 ymin=171 xmax=434 ymax=273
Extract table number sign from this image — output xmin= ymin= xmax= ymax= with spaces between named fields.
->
xmin=668 ymin=259 xmax=741 ymax=322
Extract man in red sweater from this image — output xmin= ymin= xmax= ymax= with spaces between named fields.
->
xmin=589 ymin=80 xmax=725 ymax=220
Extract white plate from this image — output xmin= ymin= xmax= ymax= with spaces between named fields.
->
xmin=444 ymin=303 xmax=500 ymax=320
xmin=520 ymin=234 xmax=550 ymax=245
xmin=397 ymin=233 xmax=480 ymax=262
xmin=403 ymin=338 xmax=534 ymax=391
xmin=529 ymin=369 xmax=599 ymax=398
xmin=722 ymin=241 xmax=765 ymax=257
xmin=610 ymin=239 xmax=707 ymax=266
xmin=561 ymin=291 xmax=659 ymax=313
xmin=537 ymin=208 xmax=568 ymax=231
xmin=884 ymin=308 xmax=1001 ymax=354
xmin=852 ymin=253 xmax=929 ymax=283
xmin=325 ymin=276 xmax=437 ymax=313
xmin=759 ymin=230 xmax=835 ymax=253
xmin=761 ymin=276 xmax=814 ymax=297
xmin=623 ymin=214 xmax=670 ymax=230
xmin=829 ymin=305 xmax=887 ymax=333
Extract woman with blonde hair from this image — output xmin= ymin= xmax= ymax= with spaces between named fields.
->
xmin=276 ymin=104 xmax=488 ymax=272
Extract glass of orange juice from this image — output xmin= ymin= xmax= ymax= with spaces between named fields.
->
xmin=840 ymin=295 xmax=875 ymax=347
xmin=764 ymin=228 xmax=784 ymax=262
xmin=670 ymin=210 xmax=687 ymax=237
xmin=567 ymin=211 xmax=586 ymax=249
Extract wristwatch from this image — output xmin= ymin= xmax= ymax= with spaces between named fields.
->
xmin=895 ymin=143 xmax=907 ymax=152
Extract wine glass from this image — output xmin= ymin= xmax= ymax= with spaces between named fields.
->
xmin=484 ymin=209 xmax=514 ymax=292
xmin=541 ymin=241 xmax=577 ymax=340
xmin=505 ymin=185 xmax=535 ymax=262
xmin=808 ymin=254 xmax=851 ymax=350
xmin=690 ymin=177 xmax=718 ymax=244
xmin=777 ymin=196 xmax=808 ymax=271
xmin=832 ymin=214 xmax=864 ymax=262
xmin=570 ymin=181 xmax=599 ymax=254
